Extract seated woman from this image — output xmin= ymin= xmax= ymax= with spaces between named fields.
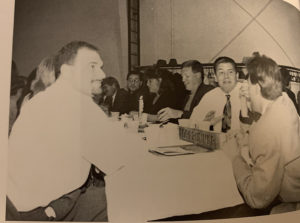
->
xmin=143 ymin=69 xmax=178 ymax=122
xmin=224 ymin=54 xmax=300 ymax=214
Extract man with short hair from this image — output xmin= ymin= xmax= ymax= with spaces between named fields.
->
xmin=7 ymin=41 xmax=145 ymax=221
xmin=223 ymin=54 xmax=300 ymax=214
xmin=190 ymin=56 xmax=243 ymax=132
xmin=157 ymin=60 xmax=214 ymax=122
xmin=100 ymin=76 xmax=128 ymax=115
xmin=280 ymin=67 xmax=299 ymax=115
xmin=125 ymin=71 xmax=149 ymax=113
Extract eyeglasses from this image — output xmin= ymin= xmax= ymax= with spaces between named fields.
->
xmin=128 ymin=79 xmax=140 ymax=83
xmin=217 ymin=70 xmax=235 ymax=77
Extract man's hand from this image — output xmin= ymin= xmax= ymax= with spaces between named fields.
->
xmin=157 ymin=108 xmax=183 ymax=122
xmin=222 ymin=135 xmax=240 ymax=162
xmin=99 ymin=105 xmax=110 ymax=116
xmin=240 ymin=81 xmax=251 ymax=117
xmin=239 ymin=80 xmax=249 ymax=99
xmin=235 ymin=131 xmax=249 ymax=148
xmin=210 ymin=115 xmax=223 ymax=126
xmin=203 ymin=110 xmax=216 ymax=121
xmin=129 ymin=111 xmax=139 ymax=120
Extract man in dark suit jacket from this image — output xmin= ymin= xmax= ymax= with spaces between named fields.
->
xmin=123 ymin=71 xmax=150 ymax=113
xmin=158 ymin=60 xmax=214 ymax=122
xmin=281 ymin=68 xmax=299 ymax=116
xmin=101 ymin=76 xmax=129 ymax=115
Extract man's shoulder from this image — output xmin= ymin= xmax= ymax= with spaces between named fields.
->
xmin=200 ymin=85 xmax=220 ymax=98
xmin=119 ymin=88 xmax=129 ymax=96
xmin=200 ymin=84 xmax=215 ymax=93
xmin=116 ymin=88 xmax=129 ymax=102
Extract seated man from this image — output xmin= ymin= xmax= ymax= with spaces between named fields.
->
xmin=224 ymin=54 xmax=300 ymax=212
xmin=100 ymin=76 xmax=128 ymax=115
xmin=280 ymin=67 xmax=299 ymax=115
xmin=158 ymin=60 xmax=214 ymax=122
xmin=190 ymin=56 xmax=244 ymax=133
xmin=124 ymin=71 xmax=149 ymax=113
xmin=7 ymin=41 xmax=145 ymax=221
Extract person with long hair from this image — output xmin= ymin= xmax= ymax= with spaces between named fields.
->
xmin=143 ymin=68 xmax=178 ymax=122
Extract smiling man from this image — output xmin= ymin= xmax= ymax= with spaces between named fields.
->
xmin=7 ymin=41 xmax=145 ymax=221
xmin=190 ymin=56 xmax=242 ymax=132
xmin=158 ymin=60 xmax=214 ymax=122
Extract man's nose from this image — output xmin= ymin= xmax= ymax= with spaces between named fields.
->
xmin=98 ymin=69 xmax=106 ymax=79
xmin=224 ymin=72 xmax=230 ymax=78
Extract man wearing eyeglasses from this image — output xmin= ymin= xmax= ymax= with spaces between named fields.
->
xmin=125 ymin=71 xmax=149 ymax=113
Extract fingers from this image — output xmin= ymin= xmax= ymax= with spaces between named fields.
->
xmin=240 ymin=82 xmax=249 ymax=98
xmin=158 ymin=108 xmax=170 ymax=122
xmin=157 ymin=107 xmax=168 ymax=115
xmin=210 ymin=115 xmax=223 ymax=125
xmin=158 ymin=111 xmax=169 ymax=122
xmin=203 ymin=110 xmax=215 ymax=121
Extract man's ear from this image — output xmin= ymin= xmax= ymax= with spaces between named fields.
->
xmin=255 ymin=82 xmax=262 ymax=94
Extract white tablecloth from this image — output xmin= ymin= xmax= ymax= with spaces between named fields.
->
xmin=105 ymin=124 xmax=243 ymax=221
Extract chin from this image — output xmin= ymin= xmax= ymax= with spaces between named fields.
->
xmin=222 ymin=85 xmax=234 ymax=93
xmin=185 ymin=85 xmax=192 ymax=91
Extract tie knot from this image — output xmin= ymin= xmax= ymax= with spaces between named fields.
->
xmin=226 ymin=94 xmax=230 ymax=100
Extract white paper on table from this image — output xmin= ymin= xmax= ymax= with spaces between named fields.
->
xmin=149 ymin=146 xmax=195 ymax=156
xmin=105 ymin=150 xmax=244 ymax=221
xmin=145 ymin=123 xmax=193 ymax=149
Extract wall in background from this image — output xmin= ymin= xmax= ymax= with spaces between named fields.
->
xmin=12 ymin=0 xmax=128 ymax=87
xmin=140 ymin=0 xmax=300 ymax=68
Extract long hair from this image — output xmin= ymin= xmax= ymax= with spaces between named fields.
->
xmin=144 ymin=68 xmax=175 ymax=95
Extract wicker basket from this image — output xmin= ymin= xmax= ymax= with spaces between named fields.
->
xmin=178 ymin=126 xmax=222 ymax=150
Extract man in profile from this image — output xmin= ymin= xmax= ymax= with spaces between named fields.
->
xmin=158 ymin=60 xmax=214 ymax=122
xmin=7 ymin=41 xmax=145 ymax=221
xmin=100 ymin=76 xmax=128 ymax=115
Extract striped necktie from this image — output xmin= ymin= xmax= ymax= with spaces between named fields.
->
xmin=222 ymin=94 xmax=231 ymax=133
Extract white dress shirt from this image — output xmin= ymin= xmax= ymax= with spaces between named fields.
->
xmin=190 ymin=83 xmax=242 ymax=132
xmin=8 ymin=78 xmax=146 ymax=211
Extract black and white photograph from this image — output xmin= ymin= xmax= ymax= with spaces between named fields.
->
xmin=1 ymin=0 xmax=300 ymax=222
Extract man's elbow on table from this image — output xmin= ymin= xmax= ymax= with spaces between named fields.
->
xmin=243 ymin=192 xmax=277 ymax=210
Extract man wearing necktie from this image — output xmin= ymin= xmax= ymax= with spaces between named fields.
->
xmin=222 ymin=94 xmax=231 ymax=132
xmin=191 ymin=56 xmax=244 ymax=133
xmin=100 ymin=76 xmax=129 ymax=115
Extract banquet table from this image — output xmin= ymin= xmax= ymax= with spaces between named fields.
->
xmin=104 ymin=123 xmax=244 ymax=221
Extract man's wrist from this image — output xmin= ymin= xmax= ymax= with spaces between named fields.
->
xmin=45 ymin=206 xmax=56 ymax=219
xmin=177 ymin=110 xmax=183 ymax=118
